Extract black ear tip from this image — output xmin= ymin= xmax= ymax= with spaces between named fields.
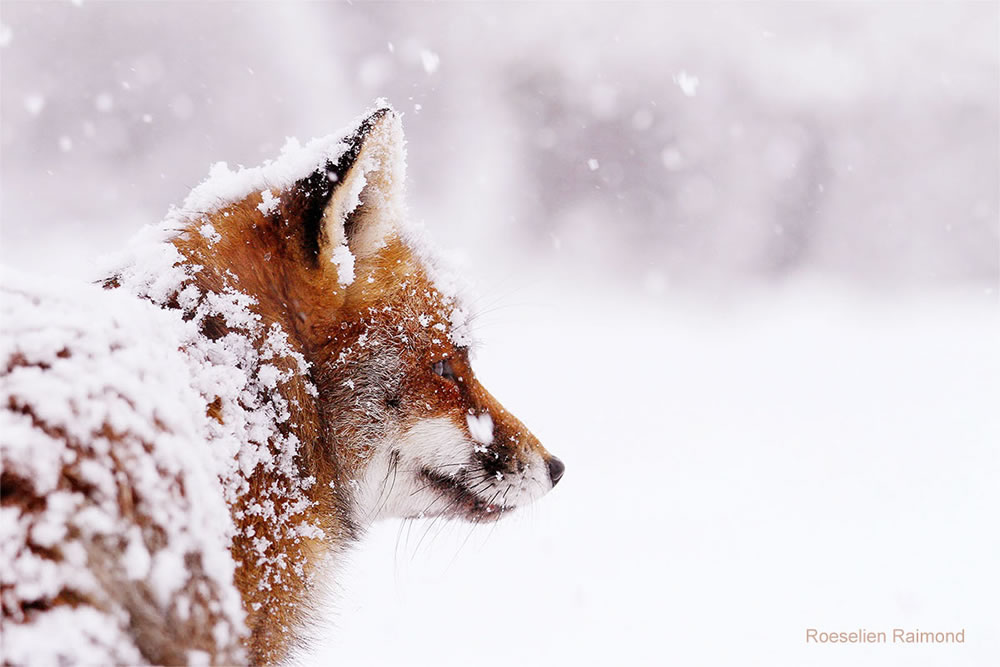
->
xmin=362 ymin=101 xmax=397 ymax=128
xmin=364 ymin=108 xmax=390 ymax=127
xmin=343 ymin=105 xmax=398 ymax=159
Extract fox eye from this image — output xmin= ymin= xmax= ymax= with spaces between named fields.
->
xmin=432 ymin=359 xmax=458 ymax=382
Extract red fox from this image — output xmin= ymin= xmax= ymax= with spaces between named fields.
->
xmin=0 ymin=106 xmax=563 ymax=665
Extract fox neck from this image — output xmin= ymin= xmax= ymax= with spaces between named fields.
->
xmin=167 ymin=207 xmax=365 ymax=664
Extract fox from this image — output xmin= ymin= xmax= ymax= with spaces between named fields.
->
xmin=0 ymin=105 xmax=564 ymax=665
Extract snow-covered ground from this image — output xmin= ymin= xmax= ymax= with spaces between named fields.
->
xmin=302 ymin=274 xmax=999 ymax=666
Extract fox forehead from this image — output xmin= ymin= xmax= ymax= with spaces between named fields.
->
xmin=346 ymin=241 xmax=470 ymax=356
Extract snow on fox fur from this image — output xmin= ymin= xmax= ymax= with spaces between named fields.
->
xmin=0 ymin=106 xmax=564 ymax=665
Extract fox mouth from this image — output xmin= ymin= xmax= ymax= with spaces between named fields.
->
xmin=417 ymin=469 xmax=507 ymax=522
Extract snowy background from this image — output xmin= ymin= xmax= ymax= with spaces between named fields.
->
xmin=1 ymin=2 xmax=998 ymax=665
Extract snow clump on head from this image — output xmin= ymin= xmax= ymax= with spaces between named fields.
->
xmin=99 ymin=100 xmax=480 ymax=351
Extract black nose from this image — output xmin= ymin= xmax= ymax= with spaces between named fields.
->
xmin=546 ymin=456 xmax=565 ymax=487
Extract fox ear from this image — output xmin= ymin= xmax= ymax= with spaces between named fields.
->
xmin=292 ymin=107 xmax=406 ymax=269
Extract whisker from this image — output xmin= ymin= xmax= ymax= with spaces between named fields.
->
xmin=394 ymin=517 xmax=408 ymax=585
xmin=482 ymin=489 xmax=507 ymax=544
xmin=371 ymin=453 xmax=400 ymax=519
xmin=414 ymin=492 xmax=463 ymax=555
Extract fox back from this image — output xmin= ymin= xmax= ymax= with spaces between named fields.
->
xmin=0 ymin=107 xmax=563 ymax=665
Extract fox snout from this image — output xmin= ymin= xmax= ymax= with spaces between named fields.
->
xmin=352 ymin=355 xmax=563 ymax=523
xmin=450 ymin=362 xmax=563 ymax=485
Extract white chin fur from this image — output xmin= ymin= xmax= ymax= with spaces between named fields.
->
xmin=352 ymin=416 xmax=551 ymax=524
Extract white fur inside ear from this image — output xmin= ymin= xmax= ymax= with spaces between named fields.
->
xmin=465 ymin=412 xmax=494 ymax=445
xmin=321 ymin=113 xmax=406 ymax=261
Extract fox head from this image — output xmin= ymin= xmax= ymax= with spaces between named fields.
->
xmin=172 ymin=108 xmax=563 ymax=532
